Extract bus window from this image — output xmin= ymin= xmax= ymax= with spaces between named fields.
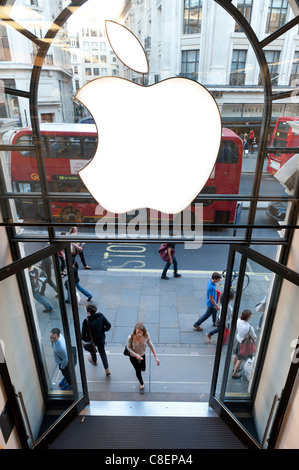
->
xmin=217 ymin=141 xmax=239 ymax=163
xmin=47 ymin=136 xmax=82 ymax=158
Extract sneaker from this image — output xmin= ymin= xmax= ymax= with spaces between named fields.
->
xmin=84 ymin=266 xmax=91 ymax=269
xmin=206 ymin=333 xmax=212 ymax=341
xmin=59 ymin=377 xmax=67 ymax=387
xmin=43 ymin=308 xmax=53 ymax=313
xmin=161 ymin=275 xmax=169 ymax=280
xmin=105 ymin=368 xmax=111 ymax=376
xmin=174 ymin=273 xmax=182 ymax=278
xmin=87 ymin=296 xmax=93 ymax=301
xmin=139 ymin=386 xmax=145 ymax=395
xmin=61 ymin=383 xmax=72 ymax=390
xmin=65 ymin=300 xmax=70 ymax=304
xmin=193 ymin=323 xmax=203 ymax=331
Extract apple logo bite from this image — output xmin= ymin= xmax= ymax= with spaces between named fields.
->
xmin=75 ymin=21 xmax=222 ymax=214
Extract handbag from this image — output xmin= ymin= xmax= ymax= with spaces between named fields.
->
xmin=240 ymin=327 xmax=256 ymax=356
xmin=223 ymin=327 xmax=230 ymax=345
xmin=83 ymin=317 xmax=97 ymax=354
xmin=123 ymin=346 xmax=130 ymax=356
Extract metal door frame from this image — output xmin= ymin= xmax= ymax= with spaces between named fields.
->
xmin=0 ymin=242 xmax=89 ymax=448
xmin=209 ymin=244 xmax=299 ymax=449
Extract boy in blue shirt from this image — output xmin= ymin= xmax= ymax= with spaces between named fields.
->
xmin=193 ymin=272 xmax=221 ymax=331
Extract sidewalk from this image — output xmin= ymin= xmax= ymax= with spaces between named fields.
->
xmin=72 ymin=267 xmax=268 ymax=401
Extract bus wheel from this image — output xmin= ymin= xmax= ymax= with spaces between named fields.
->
xmin=60 ymin=207 xmax=83 ymax=223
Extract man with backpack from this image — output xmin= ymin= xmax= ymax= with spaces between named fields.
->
xmin=159 ymin=243 xmax=182 ymax=280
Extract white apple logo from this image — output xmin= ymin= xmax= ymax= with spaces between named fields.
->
xmin=75 ymin=21 xmax=221 ymax=214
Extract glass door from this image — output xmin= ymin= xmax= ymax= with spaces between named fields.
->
xmin=0 ymin=243 xmax=88 ymax=448
xmin=210 ymin=245 xmax=299 ymax=449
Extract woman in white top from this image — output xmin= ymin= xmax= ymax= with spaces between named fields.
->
xmin=126 ymin=323 xmax=160 ymax=394
xmin=232 ymin=309 xmax=256 ymax=379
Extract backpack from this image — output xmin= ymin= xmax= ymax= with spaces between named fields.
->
xmin=158 ymin=243 xmax=171 ymax=262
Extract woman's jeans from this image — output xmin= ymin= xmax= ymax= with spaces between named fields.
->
xmin=194 ymin=306 xmax=217 ymax=327
xmin=91 ymin=342 xmax=109 ymax=370
xmin=129 ymin=354 xmax=146 ymax=385
xmin=162 ymin=256 xmax=178 ymax=276
xmin=34 ymin=291 xmax=52 ymax=310
xmin=66 ymin=282 xmax=92 ymax=301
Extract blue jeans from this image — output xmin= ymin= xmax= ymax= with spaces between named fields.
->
xmin=34 ymin=292 xmax=53 ymax=310
xmin=194 ymin=306 xmax=217 ymax=327
xmin=67 ymin=282 xmax=92 ymax=301
xmin=162 ymin=256 xmax=178 ymax=276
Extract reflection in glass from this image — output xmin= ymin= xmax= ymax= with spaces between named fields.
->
xmin=25 ymin=256 xmax=82 ymax=398
xmin=215 ymin=253 xmax=299 ymax=446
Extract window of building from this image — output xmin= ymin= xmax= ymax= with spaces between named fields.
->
xmin=92 ymin=54 xmax=99 ymax=63
xmin=84 ymin=55 xmax=91 ymax=63
xmin=102 ymin=68 xmax=107 ymax=76
xmin=73 ymin=65 xmax=78 ymax=74
xmin=183 ymin=0 xmax=202 ymax=34
xmin=290 ymin=51 xmax=299 ymax=85
xmin=266 ymin=0 xmax=288 ymax=33
xmin=0 ymin=25 xmax=11 ymax=61
xmin=100 ymin=55 xmax=107 ymax=63
xmin=100 ymin=42 xmax=106 ymax=51
xmin=258 ymin=50 xmax=281 ymax=85
xmin=181 ymin=50 xmax=199 ymax=80
xmin=75 ymin=79 xmax=80 ymax=91
xmin=82 ymin=27 xmax=89 ymax=37
xmin=91 ymin=42 xmax=98 ymax=50
xmin=230 ymin=50 xmax=247 ymax=85
xmin=90 ymin=29 xmax=97 ymax=37
xmin=83 ymin=41 xmax=89 ymax=50
xmin=93 ymin=67 xmax=99 ymax=75
xmin=85 ymin=67 xmax=92 ymax=76
xmin=235 ymin=0 xmax=253 ymax=32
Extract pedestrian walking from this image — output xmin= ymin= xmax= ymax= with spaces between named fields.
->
xmin=28 ymin=265 xmax=53 ymax=313
xmin=232 ymin=309 xmax=257 ymax=379
xmin=161 ymin=243 xmax=181 ymax=279
xmin=50 ymin=328 xmax=72 ymax=390
xmin=193 ymin=272 xmax=222 ymax=331
xmin=125 ymin=323 xmax=160 ymax=394
xmin=81 ymin=303 xmax=111 ymax=375
xmin=65 ymin=261 xmax=93 ymax=303
xmin=69 ymin=226 xmax=91 ymax=269
xmin=39 ymin=257 xmax=58 ymax=296
xmin=206 ymin=290 xmax=234 ymax=341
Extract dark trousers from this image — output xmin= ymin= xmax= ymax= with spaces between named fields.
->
xmin=90 ymin=342 xmax=109 ymax=370
xmin=129 ymin=354 xmax=146 ymax=385
xmin=59 ymin=364 xmax=71 ymax=385
xmin=40 ymin=275 xmax=58 ymax=295
xmin=72 ymin=251 xmax=88 ymax=268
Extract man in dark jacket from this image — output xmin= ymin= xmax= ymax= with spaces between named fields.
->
xmin=81 ymin=303 xmax=111 ymax=375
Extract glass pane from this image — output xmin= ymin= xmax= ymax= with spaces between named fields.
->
xmin=2 ymin=143 xmax=41 ymax=194
xmin=214 ymin=251 xmax=299 ymax=447
xmin=264 ymin=99 xmax=299 ymax=197
xmin=0 ymin=256 xmax=83 ymax=446
xmin=25 ymin=256 xmax=82 ymax=399
xmin=0 ymin=20 xmax=33 ymax=97
xmin=6 ymin=198 xmax=45 ymax=224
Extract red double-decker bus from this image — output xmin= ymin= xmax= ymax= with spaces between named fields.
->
xmin=5 ymin=123 xmax=242 ymax=225
xmin=267 ymin=116 xmax=299 ymax=175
